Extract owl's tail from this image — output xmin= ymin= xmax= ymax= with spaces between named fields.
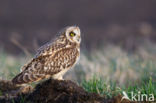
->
xmin=12 ymin=72 xmax=45 ymax=85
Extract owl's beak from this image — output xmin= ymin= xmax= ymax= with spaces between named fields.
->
xmin=77 ymin=36 xmax=81 ymax=43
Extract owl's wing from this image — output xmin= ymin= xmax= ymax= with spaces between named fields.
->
xmin=12 ymin=41 xmax=53 ymax=85
xmin=12 ymin=47 xmax=79 ymax=85
xmin=34 ymin=41 xmax=53 ymax=58
xmin=34 ymin=41 xmax=66 ymax=58
xmin=12 ymin=58 xmax=46 ymax=84
xmin=43 ymin=47 xmax=79 ymax=75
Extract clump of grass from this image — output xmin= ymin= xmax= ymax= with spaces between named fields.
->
xmin=81 ymin=76 xmax=122 ymax=98
xmin=123 ymin=77 xmax=156 ymax=99
xmin=82 ymin=76 xmax=156 ymax=100
xmin=0 ymin=90 xmax=2 ymax=96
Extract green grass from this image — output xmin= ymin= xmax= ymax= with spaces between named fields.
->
xmin=82 ymin=76 xmax=156 ymax=100
xmin=81 ymin=76 xmax=121 ymax=98
xmin=0 ymin=90 xmax=2 ymax=96
xmin=123 ymin=77 xmax=156 ymax=99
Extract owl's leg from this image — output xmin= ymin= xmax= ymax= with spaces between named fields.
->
xmin=58 ymin=76 xmax=64 ymax=80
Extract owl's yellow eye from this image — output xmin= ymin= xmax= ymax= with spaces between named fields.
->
xmin=69 ymin=32 xmax=76 ymax=37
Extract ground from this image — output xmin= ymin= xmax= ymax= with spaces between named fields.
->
xmin=0 ymin=79 xmax=135 ymax=103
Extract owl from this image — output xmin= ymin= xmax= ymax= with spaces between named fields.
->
xmin=12 ymin=26 xmax=81 ymax=85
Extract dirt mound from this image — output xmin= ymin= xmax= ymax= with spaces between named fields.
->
xmin=0 ymin=79 xmax=134 ymax=103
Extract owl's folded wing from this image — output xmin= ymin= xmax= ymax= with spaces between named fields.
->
xmin=12 ymin=48 xmax=79 ymax=85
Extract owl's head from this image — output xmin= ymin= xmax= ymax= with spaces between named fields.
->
xmin=65 ymin=26 xmax=81 ymax=44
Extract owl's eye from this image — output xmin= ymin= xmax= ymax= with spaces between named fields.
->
xmin=69 ymin=32 xmax=76 ymax=37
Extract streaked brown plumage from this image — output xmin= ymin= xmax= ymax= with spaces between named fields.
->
xmin=12 ymin=26 xmax=81 ymax=85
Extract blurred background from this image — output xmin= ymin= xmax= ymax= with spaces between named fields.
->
xmin=0 ymin=0 xmax=156 ymax=85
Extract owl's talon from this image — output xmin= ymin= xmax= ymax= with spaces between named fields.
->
xmin=58 ymin=76 xmax=64 ymax=80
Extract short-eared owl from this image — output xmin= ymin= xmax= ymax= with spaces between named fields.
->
xmin=12 ymin=26 xmax=81 ymax=85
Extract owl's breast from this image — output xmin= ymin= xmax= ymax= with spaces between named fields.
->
xmin=61 ymin=47 xmax=80 ymax=69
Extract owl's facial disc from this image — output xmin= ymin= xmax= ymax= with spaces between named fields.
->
xmin=65 ymin=26 xmax=81 ymax=44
